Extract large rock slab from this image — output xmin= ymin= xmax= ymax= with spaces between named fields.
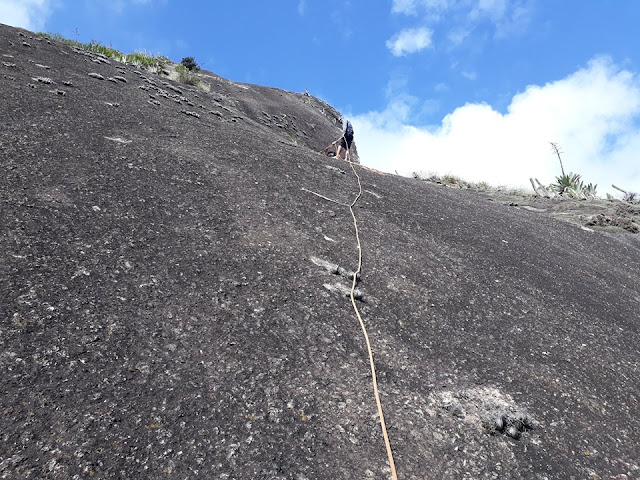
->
xmin=1 ymin=23 xmax=638 ymax=479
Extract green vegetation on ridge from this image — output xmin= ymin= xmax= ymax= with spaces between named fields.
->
xmin=37 ymin=32 xmax=189 ymax=79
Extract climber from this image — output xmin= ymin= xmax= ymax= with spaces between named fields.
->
xmin=332 ymin=119 xmax=354 ymax=161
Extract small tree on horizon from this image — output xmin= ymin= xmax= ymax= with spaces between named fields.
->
xmin=180 ymin=56 xmax=200 ymax=71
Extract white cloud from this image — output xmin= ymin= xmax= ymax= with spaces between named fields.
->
xmin=434 ymin=82 xmax=449 ymax=92
xmin=492 ymin=2 xmax=532 ymax=38
xmin=470 ymin=0 xmax=508 ymax=21
xmin=394 ymin=0 xmax=522 ymax=19
xmin=386 ymin=27 xmax=433 ymax=56
xmin=448 ymin=27 xmax=470 ymax=46
xmin=392 ymin=0 xmax=418 ymax=15
xmin=0 ymin=0 xmax=54 ymax=31
xmin=94 ymin=0 xmax=160 ymax=15
xmin=392 ymin=0 xmax=453 ymax=15
xmin=351 ymin=57 xmax=640 ymax=196
xmin=390 ymin=0 xmax=533 ymax=47
xmin=461 ymin=70 xmax=477 ymax=80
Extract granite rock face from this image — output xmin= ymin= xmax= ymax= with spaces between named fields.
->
xmin=1 ymin=24 xmax=639 ymax=479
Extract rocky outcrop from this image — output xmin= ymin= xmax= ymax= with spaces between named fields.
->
xmin=1 ymin=24 xmax=638 ymax=479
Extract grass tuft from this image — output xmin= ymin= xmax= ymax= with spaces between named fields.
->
xmin=44 ymin=33 xmax=171 ymax=72
xmin=175 ymin=64 xmax=201 ymax=85
xmin=85 ymin=40 xmax=123 ymax=60
xmin=412 ymin=171 xmax=533 ymax=196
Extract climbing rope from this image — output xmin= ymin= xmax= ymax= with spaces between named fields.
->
xmin=342 ymin=137 xmax=399 ymax=480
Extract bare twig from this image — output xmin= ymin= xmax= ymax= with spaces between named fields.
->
xmin=530 ymin=178 xmax=554 ymax=197
xmin=612 ymin=184 xmax=628 ymax=195
xmin=550 ymin=142 xmax=566 ymax=177
xmin=612 ymin=184 xmax=638 ymax=203
xmin=530 ymin=178 xmax=543 ymax=196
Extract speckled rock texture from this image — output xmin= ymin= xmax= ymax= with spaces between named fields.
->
xmin=1 ymin=24 xmax=639 ymax=480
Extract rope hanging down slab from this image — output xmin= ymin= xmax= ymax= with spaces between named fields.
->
xmin=343 ymin=141 xmax=399 ymax=479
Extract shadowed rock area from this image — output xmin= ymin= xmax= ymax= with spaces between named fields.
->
xmin=1 ymin=24 xmax=639 ymax=479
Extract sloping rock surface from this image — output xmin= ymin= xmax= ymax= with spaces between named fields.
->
xmin=1 ymin=24 xmax=639 ymax=479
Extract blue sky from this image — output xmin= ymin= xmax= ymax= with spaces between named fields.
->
xmin=3 ymin=1 xmax=640 ymax=194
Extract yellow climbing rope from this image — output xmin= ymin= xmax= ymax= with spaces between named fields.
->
xmin=344 ymin=141 xmax=398 ymax=480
